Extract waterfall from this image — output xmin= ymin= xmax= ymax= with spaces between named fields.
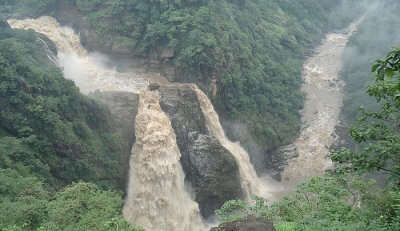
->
xmin=9 ymin=16 xmax=205 ymax=230
xmin=7 ymin=16 xmax=148 ymax=94
xmin=191 ymin=85 xmax=280 ymax=200
xmin=122 ymin=90 xmax=205 ymax=231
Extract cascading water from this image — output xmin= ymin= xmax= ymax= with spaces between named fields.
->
xmin=282 ymin=17 xmax=365 ymax=187
xmin=8 ymin=16 xmax=205 ymax=230
xmin=191 ymin=85 xmax=282 ymax=200
xmin=8 ymin=16 xmax=148 ymax=94
xmin=122 ymin=90 xmax=205 ymax=231
xmin=7 ymin=13 xmax=367 ymax=228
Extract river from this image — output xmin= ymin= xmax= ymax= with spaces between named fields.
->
xmin=281 ymin=17 xmax=364 ymax=189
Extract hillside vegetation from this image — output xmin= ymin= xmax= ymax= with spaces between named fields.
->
xmin=0 ymin=22 xmax=140 ymax=230
xmin=216 ymin=47 xmax=400 ymax=231
xmin=340 ymin=1 xmax=400 ymax=130
xmin=71 ymin=0 xmax=358 ymax=164
xmin=2 ymin=0 xmax=361 ymax=169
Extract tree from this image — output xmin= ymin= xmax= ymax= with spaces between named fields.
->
xmin=41 ymin=182 xmax=142 ymax=231
xmin=331 ymin=48 xmax=400 ymax=180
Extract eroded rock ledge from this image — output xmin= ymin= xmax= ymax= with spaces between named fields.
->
xmin=159 ymin=84 xmax=243 ymax=218
xmin=210 ymin=216 xmax=276 ymax=231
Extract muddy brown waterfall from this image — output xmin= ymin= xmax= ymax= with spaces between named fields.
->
xmin=192 ymin=85 xmax=280 ymax=200
xmin=122 ymin=90 xmax=205 ymax=231
xmin=8 ymin=16 xmax=206 ymax=230
xmin=7 ymin=13 xmax=365 ymax=229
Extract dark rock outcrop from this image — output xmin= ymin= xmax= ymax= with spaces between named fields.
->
xmin=0 ymin=20 xmax=10 ymax=29
xmin=89 ymin=91 xmax=139 ymax=188
xmin=269 ymin=144 xmax=298 ymax=180
xmin=210 ymin=216 xmax=276 ymax=231
xmin=158 ymin=84 xmax=243 ymax=218
xmin=149 ymin=82 xmax=160 ymax=91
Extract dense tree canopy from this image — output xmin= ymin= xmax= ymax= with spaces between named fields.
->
xmin=0 ymin=21 xmax=141 ymax=231
xmin=1 ymin=0 xmax=362 ymax=168
xmin=332 ymin=48 xmax=400 ymax=179
xmin=0 ymin=23 xmax=126 ymax=189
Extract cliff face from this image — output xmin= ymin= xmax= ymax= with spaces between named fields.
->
xmin=91 ymin=91 xmax=139 ymax=151
xmin=122 ymin=90 xmax=204 ymax=231
xmin=158 ymin=84 xmax=243 ymax=218
xmin=92 ymin=86 xmax=244 ymax=219
xmin=89 ymin=91 xmax=139 ymax=188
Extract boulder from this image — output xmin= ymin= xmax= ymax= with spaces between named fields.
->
xmin=149 ymin=82 xmax=160 ymax=91
xmin=0 ymin=20 xmax=10 ymax=29
xmin=210 ymin=216 xmax=276 ymax=231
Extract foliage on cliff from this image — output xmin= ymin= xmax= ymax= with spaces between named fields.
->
xmin=216 ymin=47 xmax=400 ymax=231
xmin=0 ymin=23 xmax=124 ymax=189
xmin=216 ymin=175 xmax=400 ymax=231
xmin=0 ymin=24 xmax=140 ymax=230
xmin=67 ymin=0 xmax=356 ymax=152
xmin=0 ymin=177 xmax=141 ymax=231
xmin=340 ymin=1 xmax=400 ymax=129
xmin=2 ymin=0 xmax=361 ymax=158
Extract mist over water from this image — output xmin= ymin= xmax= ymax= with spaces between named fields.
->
xmin=281 ymin=16 xmax=365 ymax=188
xmin=5 ymin=4 xmax=386 ymax=228
xmin=8 ymin=16 xmax=148 ymax=94
xmin=192 ymin=85 xmax=283 ymax=200
xmin=8 ymin=16 xmax=207 ymax=230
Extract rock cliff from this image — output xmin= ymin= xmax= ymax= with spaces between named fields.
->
xmin=92 ymin=86 xmax=244 ymax=219
xmin=90 ymin=91 xmax=139 ymax=188
xmin=210 ymin=216 xmax=276 ymax=231
xmin=158 ymin=84 xmax=243 ymax=218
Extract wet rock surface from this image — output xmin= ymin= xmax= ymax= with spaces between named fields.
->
xmin=159 ymin=84 xmax=243 ymax=218
xmin=90 ymin=91 xmax=138 ymax=145
xmin=89 ymin=91 xmax=139 ymax=188
xmin=210 ymin=216 xmax=276 ymax=231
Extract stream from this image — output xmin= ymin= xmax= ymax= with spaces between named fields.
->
xmin=281 ymin=17 xmax=364 ymax=189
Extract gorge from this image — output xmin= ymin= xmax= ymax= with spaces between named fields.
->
xmin=7 ymin=12 xmax=365 ymax=230
xmin=281 ymin=16 xmax=365 ymax=188
xmin=8 ymin=16 xmax=279 ymax=229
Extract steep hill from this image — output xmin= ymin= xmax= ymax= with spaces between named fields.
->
xmin=0 ymin=22 xmax=126 ymax=189
xmin=0 ymin=20 xmax=142 ymax=230
xmin=7 ymin=0 xmax=359 ymax=172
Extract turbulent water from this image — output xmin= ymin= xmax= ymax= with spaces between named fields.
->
xmin=122 ymin=90 xmax=205 ymax=231
xmin=192 ymin=85 xmax=282 ymax=200
xmin=8 ymin=16 xmax=148 ymax=94
xmin=7 ymin=13 xmax=366 ymax=228
xmin=282 ymin=18 xmax=364 ymax=187
xmin=9 ymin=16 xmax=205 ymax=230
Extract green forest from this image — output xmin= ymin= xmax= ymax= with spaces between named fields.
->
xmin=0 ymin=21 xmax=141 ymax=230
xmin=1 ymin=0 xmax=400 ymax=230
xmin=340 ymin=1 xmax=400 ymax=134
xmin=216 ymin=47 xmax=400 ymax=230
xmin=1 ymin=0 xmax=362 ymax=169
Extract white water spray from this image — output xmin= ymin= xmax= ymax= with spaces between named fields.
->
xmin=191 ymin=85 xmax=282 ymax=200
xmin=8 ymin=16 xmax=148 ymax=94
xmin=8 ymin=16 xmax=206 ymax=230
